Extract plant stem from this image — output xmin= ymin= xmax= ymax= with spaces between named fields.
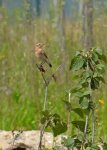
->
xmin=83 ymin=60 xmax=93 ymax=144
xmin=67 ymin=91 xmax=71 ymax=130
xmin=44 ymin=85 xmax=48 ymax=111
xmin=87 ymin=60 xmax=95 ymax=144
xmin=83 ymin=112 xmax=89 ymax=143
xmin=92 ymin=108 xmax=95 ymax=144
xmin=38 ymin=115 xmax=54 ymax=150
xmin=38 ymin=121 xmax=47 ymax=150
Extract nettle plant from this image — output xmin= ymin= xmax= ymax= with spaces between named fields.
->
xmin=62 ymin=47 xmax=106 ymax=149
xmin=38 ymin=47 xmax=106 ymax=150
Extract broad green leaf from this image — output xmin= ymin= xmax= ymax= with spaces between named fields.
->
xmin=71 ymin=120 xmax=85 ymax=132
xmin=79 ymin=71 xmax=93 ymax=85
xmin=52 ymin=122 xmax=67 ymax=137
xmin=91 ymin=78 xmax=99 ymax=90
xmin=96 ymin=64 xmax=105 ymax=73
xmin=96 ymin=76 xmax=105 ymax=83
xmin=95 ymin=47 xmax=103 ymax=56
xmin=92 ymin=51 xmax=99 ymax=62
xmin=41 ymin=117 xmax=47 ymax=124
xmin=79 ymin=97 xmax=89 ymax=109
xmin=74 ymin=138 xmax=81 ymax=148
xmin=71 ymin=86 xmax=82 ymax=93
xmin=52 ymin=113 xmax=60 ymax=123
xmin=62 ymin=137 xmax=75 ymax=148
xmin=72 ymin=108 xmax=84 ymax=118
xmin=70 ymin=56 xmax=85 ymax=71
xmin=93 ymin=72 xmax=105 ymax=83
xmin=78 ymin=90 xmax=91 ymax=98
xmin=101 ymin=54 xmax=107 ymax=63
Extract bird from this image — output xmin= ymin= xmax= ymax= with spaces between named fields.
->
xmin=35 ymin=43 xmax=52 ymax=68
xmin=35 ymin=43 xmax=56 ymax=82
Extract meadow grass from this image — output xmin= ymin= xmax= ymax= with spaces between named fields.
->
xmin=0 ymin=7 xmax=107 ymax=141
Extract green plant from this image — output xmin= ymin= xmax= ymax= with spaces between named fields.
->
xmin=62 ymin=47 xmax=106 ymax=149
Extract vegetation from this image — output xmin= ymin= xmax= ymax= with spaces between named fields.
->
xmin=0 ymin=0 xmax=107 ymax=149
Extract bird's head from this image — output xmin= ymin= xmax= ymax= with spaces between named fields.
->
xmin=35 ymin=43 xmax=45 ymax=51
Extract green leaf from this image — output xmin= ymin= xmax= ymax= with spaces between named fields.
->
xmin=42 ymin=110 xmax=50 ymax=117
xmin=71 ymin=86 xmax=82 ymax=93
xmin=70 ymin=56 xmax=85 ymax=71
xmin=96 ymin=64 xmax=105 ymax=73
xmin=93 ymin=71 xmax=105 ymax=83
xmin=101 ymin=54 xmax=107 ymax=63
xmin=74 ymin=138 xmax=82 ymax=148
xmin=91 ymin=78 xmax=99 ymax=90
xmin=41 ymin=116 xmax=46 ymax=124
xmin=71 ymin=120 xmax=85 ymax=132
xmin=52 ymin=113 xmax=60 ymax=124
xmin=86 ymin=147 xmax=91 ymax=150
xmin=72 ymin=108 xmax=84 ymax=118
xmin=92 ymin=51 xmax=99 ymax=62
xmin=52 ymin=122 xmax=67 ymax=137
xmin=79 ymin=71 xmax=93 ymax=85
xmin=62 ymin=137 xmax=75 ymax=148
xmin=41 ymin=110 xmax=51 ymax=124
xmin=78 ymin=90 xmax=91 ymax=99
xmin=79 ymin=97 xmax=89 ymax=109
xmin=95 ymin=47 xmax=103 ymax=56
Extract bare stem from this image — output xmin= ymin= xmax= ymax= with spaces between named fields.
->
xmin=92 ymin=108 xmax=95 ymax=144
xmin=38 ymin=121 xmax=47 ymax=150
xmin=44 ymin=86 xmax=48 ymax=111
xmin=67 ymin=91 xmax=71 ymax=130
xmin=37 ymin=64 xmax=63 ymax=149
xmin=83 ymin=60 xmax=93 ymax=144
xmin=38 ymin=115 xmax=54 ymax=150
xmin=83 ymin=112 xmax=89 ymax=143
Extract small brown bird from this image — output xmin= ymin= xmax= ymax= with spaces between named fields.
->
xmin=35 ymin=43 xmax=52 ymax=67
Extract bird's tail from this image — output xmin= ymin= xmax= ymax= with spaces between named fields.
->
xmin=52 ymin=74 xmax=57 ymax=82
xmin=46 ymin=60 xmax=52 ymax=67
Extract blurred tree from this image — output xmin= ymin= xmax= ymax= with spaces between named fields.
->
xmin=59 ymin=0 xmax=66 ymax=54
xmin=82 ymin=0 xmax=93 ymax=50
xmin=26 ymin=0 xmax=33 ymax=23
xmin=58 ymin=0 xmax=67 ymax=82
xmin=0 ymin=0 xmax=2 ymax=6
xmin=35 ymin=0 xmax=41 ymax=17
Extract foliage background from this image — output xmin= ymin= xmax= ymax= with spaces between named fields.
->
xmin=0 ymin=0 xmax=107 ymax=139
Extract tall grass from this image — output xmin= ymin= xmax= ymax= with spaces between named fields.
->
xmin=0 ymin=4 xmax=107 ymax=139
